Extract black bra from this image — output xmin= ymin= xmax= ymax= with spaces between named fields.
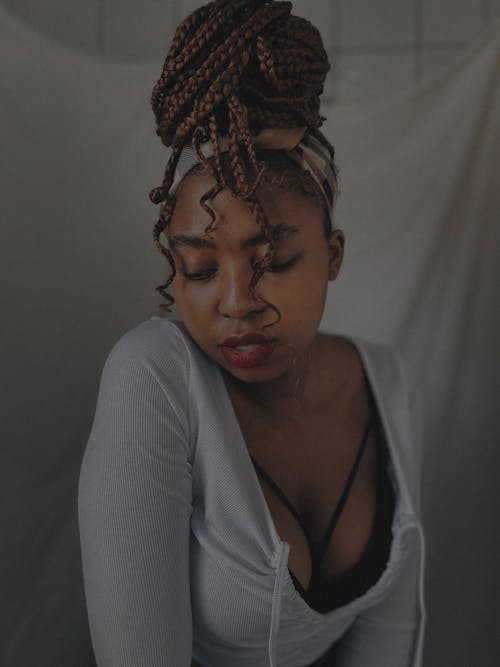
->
xmin=249 ymin=367 xmax=395 ymax=614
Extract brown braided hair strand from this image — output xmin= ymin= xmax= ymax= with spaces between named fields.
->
xmin=149 ymin=0 xmax=335 ymax=321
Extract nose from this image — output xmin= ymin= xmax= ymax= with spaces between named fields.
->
xmin=217 ymin=263 xmax=266 ymax=320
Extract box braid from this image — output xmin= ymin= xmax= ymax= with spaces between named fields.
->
xmin=149 ymin=0 xmax=333 ymax=318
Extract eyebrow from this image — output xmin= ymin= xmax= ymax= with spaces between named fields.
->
xmin=168 ymin=223 xmax=300 ymax=251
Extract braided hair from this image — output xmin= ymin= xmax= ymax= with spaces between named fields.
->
xmin=149 ymin=0 xmax=336 ymax=320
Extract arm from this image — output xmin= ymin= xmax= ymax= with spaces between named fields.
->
xmin=333 ymin=525 xmax=425 ymax=667
xmin=77 ymin=331 xmax=193 ymax=666
xmin=334 ymin=354 xmax=427 ymax=666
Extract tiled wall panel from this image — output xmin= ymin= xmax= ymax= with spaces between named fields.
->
xmin=422 ymin=0 xmax=484 ymax=44
xmin=1 ymin=0 xmax=495 ymax=100
xmin=487 ymin=0 xmax=500 ymax=19
xmin=340 ymin=0 xmax=414 ymax=47
xmin=422 ymin=49 xmax=465 ymax=82
xmin=2 ymin=0 xmax=99 ymax=56
xmin=340 ymin=52 xmax=414 ymax=102
xmin=101 ymin=0 xmax=175 ymax=60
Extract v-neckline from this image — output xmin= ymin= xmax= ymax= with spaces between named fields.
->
xmin=248 ymin=408 xmax=375 ymax=586
xmin=213 ymin=333 xmax=396 ymax=549
xmin=192 ymin=325 xmax=415 ymax=619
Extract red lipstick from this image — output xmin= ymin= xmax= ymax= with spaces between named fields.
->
xmin=221 ymin=332 xmax=274 ymax=346
xmin=219 ymin=332 xmax=277 ymax=368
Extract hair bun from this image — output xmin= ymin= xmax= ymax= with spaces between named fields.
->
xmin=242 ymin=13 xmax=330 ymax=133
xmin=151 ymin=0 xmax=331 ymax=149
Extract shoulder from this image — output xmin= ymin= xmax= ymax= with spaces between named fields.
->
xmin=101 ymin=314 xmax=223 ymax=407
xmin=103 ymin=315 xmax=195 ymax=378
xmin=107 ymin=315 xmax=188 ymax=363
xmin=99 ymin=316 xmax=195 ymax=402
xmin=319 ymin=331 xmax=395 ymax=369
xmin=319 ymin=331 xmax=416 ymax=418
xmin=89 ymin=316 xmax=201 ymax=445
xmin=335 ymin=333 xmax=408 ymax=392
xmin=326 ymin=333 xmax=423 ymax=510
xmin=318 ymin=331 xmax=397 ymax=392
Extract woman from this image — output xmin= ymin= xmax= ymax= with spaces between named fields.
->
xmin=78 ymin=1 xmax=426 ymax=665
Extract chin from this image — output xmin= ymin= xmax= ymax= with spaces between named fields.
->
xmin=221 ymin=358 xmax=293 ymax=383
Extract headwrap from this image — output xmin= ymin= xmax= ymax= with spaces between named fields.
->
xmin=167 ymin=127 xmax=336 ymax=218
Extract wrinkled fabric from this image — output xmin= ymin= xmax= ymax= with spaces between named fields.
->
xmin=78 ymin=316 xmax=425 ymax=666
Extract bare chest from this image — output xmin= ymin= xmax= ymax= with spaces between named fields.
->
xmin=227 ymin=384 xmax=381 ymax=591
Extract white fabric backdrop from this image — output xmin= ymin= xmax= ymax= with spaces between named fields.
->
xmin=1 ymin=5 xmax=499 ymax=666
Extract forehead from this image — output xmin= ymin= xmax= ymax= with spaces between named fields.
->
xmin=167 ymin=170 xmax=320 ymax=242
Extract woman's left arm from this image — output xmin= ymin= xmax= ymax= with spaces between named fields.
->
xmin=332 ymin=355 xmax=427 ymax=666
xmin=331 ymin=522 xmax=425 ymax=667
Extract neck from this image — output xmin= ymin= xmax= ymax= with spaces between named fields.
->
xmin=222 ymin=334 xmax=327 ymax=420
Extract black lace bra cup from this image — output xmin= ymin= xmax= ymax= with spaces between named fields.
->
xmin=249 ymin=367 xmax=396 ymax=615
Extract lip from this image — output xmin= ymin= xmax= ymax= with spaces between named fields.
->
xmin=219 ymin=332 xmax=276 ymax=347
xmin=219 ymin=340 xmax=278 ymax=368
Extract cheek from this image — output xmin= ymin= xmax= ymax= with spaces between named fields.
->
xmin=264 ymin=282 xmax=320 ymax=327
xmin=277 ymin=255 xmax=329 ymax=297
xmin=277 ymin=262 xmax=329 ymax=320
xmin=172 ymin=279 xmax=216 ymax=314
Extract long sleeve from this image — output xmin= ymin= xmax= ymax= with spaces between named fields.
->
xmin=77 ymin=327 xmax=194 ymax=666
xmin=332 ymin=526 xmax=425 ymax=667
xmin=333 ymin=351 xmax=427 ymax=667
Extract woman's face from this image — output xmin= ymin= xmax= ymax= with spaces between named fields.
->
xmin=166 ymin=169 xmax=345 ymax=387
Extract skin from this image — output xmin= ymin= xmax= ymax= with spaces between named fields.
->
xmin=166 ymin=169 xmax=346 ymax=419
xmin=173 ymin=172 xmax=374 ymax=667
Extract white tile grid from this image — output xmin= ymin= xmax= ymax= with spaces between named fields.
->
xmin=339 ymin=52 xmax=415 ymax=103
xmin=340 ymin=0 xmax=414 ymax=47
xmin=2 ymin=0 xmax=99 ymax=56
xmin=332 ymin=0 xmax=415 ymax=102
xmin=421 ymin=49 xmax=465 ymax=82
xmin=101 ymin=0 xmax=176 ymax=60
xmin=416 ymin=0 xmax=492 ymax=89
xmin=2 ymin=0 xmax=494 ymax=101
xmin=486 ymin=0 xmax=500 ymax=19
xmin=421 ymin=0 xmax=484 ymax=43
xmin=332 ymin=0 xmax=492 ymax=103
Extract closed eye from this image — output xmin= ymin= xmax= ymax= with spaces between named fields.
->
xmin=182 ymin=268 xmax=217 ymax=281
xmin=182 ymin=256 xmax=300 ymax=282
xmin=265 ymin=257 xmax=299 ymax=272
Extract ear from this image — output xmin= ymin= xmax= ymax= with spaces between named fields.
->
xmin=327 ymin=229 xmax=345 ymax=281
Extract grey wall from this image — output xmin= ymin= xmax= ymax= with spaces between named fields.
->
xmin=1 ymin=2 xmax=499 ymax=666
xmin=3 ymin=0 xmax=499 ymax=102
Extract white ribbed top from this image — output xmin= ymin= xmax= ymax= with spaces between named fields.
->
xmin=78 ymin=315 xmax=426 ymax=666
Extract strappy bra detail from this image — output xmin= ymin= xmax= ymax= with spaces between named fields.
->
xmin=250 ymin=415 xmax=373 ymax=573
xmin=287 ymin=443 xmax=395 ymax=613
xmin=249 ymin=366 xmax=396 ymax=613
